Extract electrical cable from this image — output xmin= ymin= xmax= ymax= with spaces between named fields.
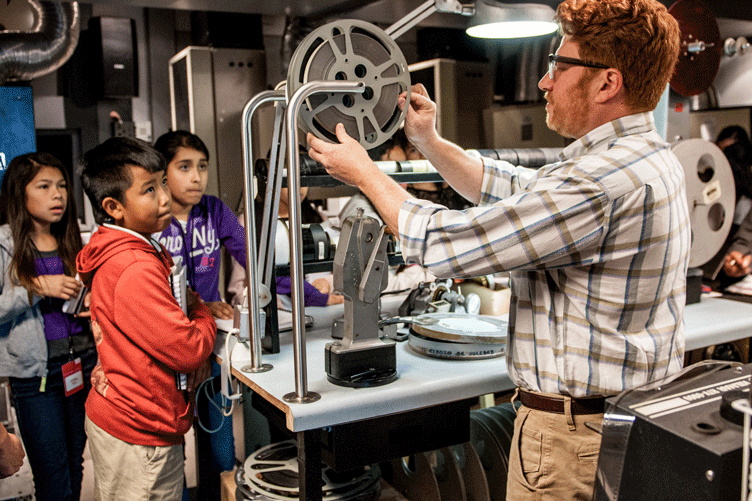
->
xmin=194 ymin=328 xmax=247 ymax=433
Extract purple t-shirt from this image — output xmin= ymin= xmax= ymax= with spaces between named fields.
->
xmin=155 ymin=195 xmax=246 ymax=302
xmin=34 ymin=250 xmax=85 ymax=342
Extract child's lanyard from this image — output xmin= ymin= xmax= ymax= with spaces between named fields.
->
xmin=178 ymin=212 xmax=196 ymax=290
xmin=32 ymin=244 xmax=81 ymax=395
xmin=151 ymin=237 xmax=176 ymax=293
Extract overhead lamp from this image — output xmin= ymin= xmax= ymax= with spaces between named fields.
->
xmin=466 ymin=1 xmax=558 ymax=39
xmin=386 ymin=0 xmax=557 ymax=41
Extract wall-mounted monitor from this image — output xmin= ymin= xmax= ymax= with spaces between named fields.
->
xmin=0 ymin=86 xmax=36 ymax=186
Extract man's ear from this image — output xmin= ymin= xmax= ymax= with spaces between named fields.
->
xmin=594 ymin=68 xmax=624 ymax=104
xmin=102 ymin=197 xmax=124 ymax=223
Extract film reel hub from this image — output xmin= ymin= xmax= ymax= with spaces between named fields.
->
xmin=288 ymin=20 xmax=410 ymax=149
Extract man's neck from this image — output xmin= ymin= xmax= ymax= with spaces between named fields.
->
xmin=580 ymin=104 xmax=639 ymax=139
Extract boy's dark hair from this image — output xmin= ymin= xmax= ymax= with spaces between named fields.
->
xmin=154 ymin=130 xmax=210 ymax=164
xmin=79 ymin=137 xmax=165 ymax=224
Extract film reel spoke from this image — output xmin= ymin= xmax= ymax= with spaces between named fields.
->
xmin=307 ymin=93 xmax=341 ymax=116
xmin=372 ymin=59 xmax=400 ymax=79
xmin=358 ymin=110 xmax=380 ymax=145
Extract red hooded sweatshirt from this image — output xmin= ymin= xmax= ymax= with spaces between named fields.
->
xmin=77 ymin=225 xmax=216 ymax=446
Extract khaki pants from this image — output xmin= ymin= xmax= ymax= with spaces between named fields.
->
xmin=85 ymin=416 xmax=184 ymax=501
xmin=506 ymin=404 xmax=603 ymax=501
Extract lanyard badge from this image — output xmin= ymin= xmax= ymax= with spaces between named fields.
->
xmin=62 ymin=358 xmax=84 ymax=397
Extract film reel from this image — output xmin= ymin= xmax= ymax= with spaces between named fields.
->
xmin=407 ymin=313 xmax=507 ymax=360
xmin=672 ymin=139 xmax=735 ymax=268
xmin=448 ymin=441 xmax=491 ymax=501
xmin=287 ymin=19 xmax=410 ymax=150
xmin=243 ymin=441 xmax=381 ymax=501
xmin=387 ymin=452 xmax=441 ymax=501
xmin=431 ymin=447 xmax=466 ymax=501
xmin=469 ymin=412 xmax=508 ymax=501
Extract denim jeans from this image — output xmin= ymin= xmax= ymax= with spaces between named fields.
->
xmin=194 ymin=360 xmax=236 ymax=500
xmin=9 ymin=348 xmax=96 ymax=501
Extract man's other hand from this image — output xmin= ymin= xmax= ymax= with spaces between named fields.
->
xmin=723 ymin=251 xmax=752 ymax=278
xmin=398 ymin=83 xmax=439 ymax=152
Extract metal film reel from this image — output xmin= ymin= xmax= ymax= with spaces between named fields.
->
xmin=469 ymin=412 xmax=508 ymax=501
xmin=287 ymin=19 xmax=410 ymax=149
xmin=243 ymin=440 xmax=381 ymax=501
xmin=672 ymin=139 xmax=736 ymax=268
xmin=408 ymin=313 xmax=507 ymax=360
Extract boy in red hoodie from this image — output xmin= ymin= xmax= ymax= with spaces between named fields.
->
xmin=77 ymin=137 xmax=216 ymax=500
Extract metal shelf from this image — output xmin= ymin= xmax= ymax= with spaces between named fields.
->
xmin=275 ymin=253 xmax=404 ymax=276
xmin=284 ymin=171 xmax=446 ymax=188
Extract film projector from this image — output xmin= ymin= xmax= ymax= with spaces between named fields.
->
xmin=594 ymin=362 xmax=752 ymax=501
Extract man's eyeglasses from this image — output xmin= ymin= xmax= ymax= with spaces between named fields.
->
xmin=547 ymin=54 xmax=609 ymax=81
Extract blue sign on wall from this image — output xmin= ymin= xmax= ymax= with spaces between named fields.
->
xmin=0 ymin=86 xmax=36 ymax=186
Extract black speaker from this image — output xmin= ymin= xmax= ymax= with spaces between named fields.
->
xmin=88 ymin=17 xmax=138 ymax=98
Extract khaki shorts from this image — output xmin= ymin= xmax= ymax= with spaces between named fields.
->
xmin=85 ymin=416 xmax=184 ymax=501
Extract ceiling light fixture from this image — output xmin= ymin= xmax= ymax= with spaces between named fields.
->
xmin=386 ymin=0 xmax=558 ymax=41
xmin=466 ymin=1 xmax=558 ymax=39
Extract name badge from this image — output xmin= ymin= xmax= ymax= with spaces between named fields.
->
xmin=62 ymin=358 xmax=84 ymax=397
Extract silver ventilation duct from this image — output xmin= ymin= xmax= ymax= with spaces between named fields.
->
xmin=0 ymin=0 xmax=80 ymax=85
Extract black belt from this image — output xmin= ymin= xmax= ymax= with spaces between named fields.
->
xmin=519 ymin=389 xmax=606 ymax=415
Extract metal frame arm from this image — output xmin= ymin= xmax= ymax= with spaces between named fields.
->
xmin=386 ymin=0 xmax=474 ymax=40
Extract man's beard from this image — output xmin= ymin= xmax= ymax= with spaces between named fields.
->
xmin=546 ymin=72 xmax=594 ymax=139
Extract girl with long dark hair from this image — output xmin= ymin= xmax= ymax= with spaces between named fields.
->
xmin=0 ymin=152 xmax=96 ymax=500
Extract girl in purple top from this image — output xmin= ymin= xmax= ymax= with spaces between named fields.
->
xmin=0 ymin=152 xmax=95 ymax=501
xmin=153 ymin=130 xmax=244 ymax=487
xmin=153 ymin=131 xmax=246 ymax=319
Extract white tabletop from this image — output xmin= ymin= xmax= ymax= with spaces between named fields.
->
xmin=214 ymin=294 xmax=752 ymax=432
xmin=683 ymin=295 xmax=752 ymax=351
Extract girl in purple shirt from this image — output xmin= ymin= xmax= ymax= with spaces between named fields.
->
xmin=153 ymin=130 xmax=245 ymax=489
xmin=153 ymin=131 xmax=246 ymax=318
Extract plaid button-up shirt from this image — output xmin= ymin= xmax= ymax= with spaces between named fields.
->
xmin=398 ymin=113 xmax=690 ymax=397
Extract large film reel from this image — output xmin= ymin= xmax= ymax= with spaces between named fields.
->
xmin=243 ymin=440 xmax=381 ymax=501
xmin=673 ymin=139 xmax=736 ymax=268
xmin=287 ymin=19 xmax=410 ymax=149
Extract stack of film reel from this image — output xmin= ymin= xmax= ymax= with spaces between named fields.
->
xmin=237 ymin=441 xmax=381 ymax=501
xmin=237 ymin=406 xmax=518 ymax=501
xmin=381 ymin=402 xmax=519 ymax=501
